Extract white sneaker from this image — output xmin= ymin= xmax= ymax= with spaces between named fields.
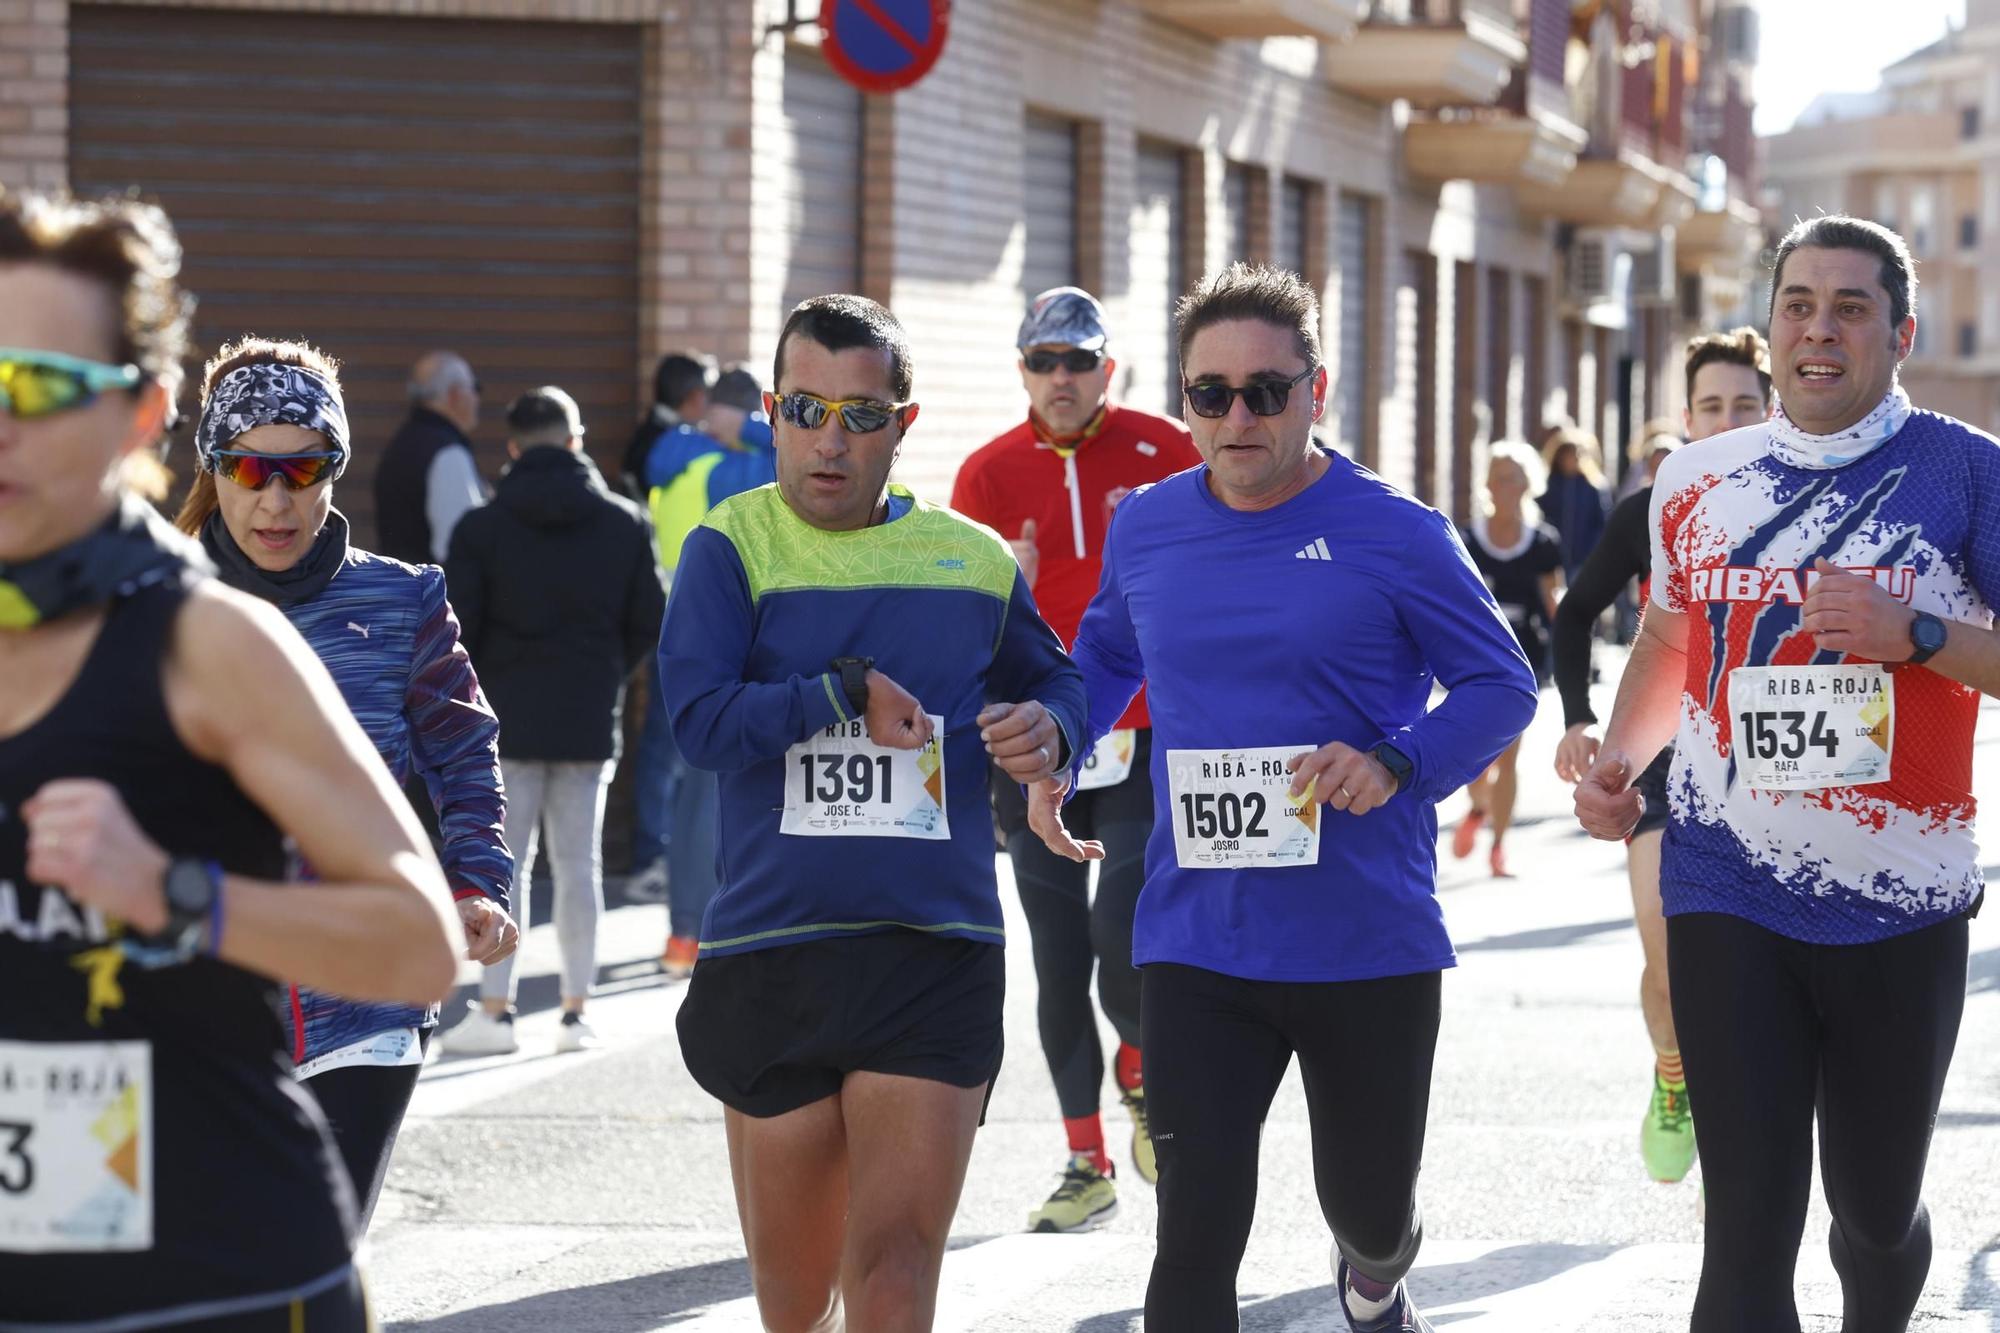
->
xmin=554 ymin=1014 xmax=600 ymax=1053
xmin=440 ymin=1003 xmax=518 ymax=1056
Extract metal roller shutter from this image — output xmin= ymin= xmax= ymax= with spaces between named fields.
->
xmin=1224 ymin=162 xmax=1254 ymax=264
xmin=68 ymin=6 xmax=642 ymax=539
xmin=1335 ymin=192 xmax=1369 ymax=455
xmin=1022 ymin=112 xmax=1079 ymax=301
xmin=1130 ymin=142 xmax=1187 ymax=416
xmin=1277 ymin=177 xmax=1311 ymax=279
xmin=780 ymin=47 xmax=863 ymax=320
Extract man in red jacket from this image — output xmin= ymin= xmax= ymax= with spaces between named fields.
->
xmin=951 ymin=286 xmax=1201 ymax=1232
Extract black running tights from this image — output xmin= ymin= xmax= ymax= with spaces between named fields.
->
xmin=1141 ymin=962 xmax=1442 ymax=1332
xmin=999 ymin=736 xmax=1153 ymax=1119
xmin=1667 ymin=910 xmax=1969 ymax=1333
xmin=304 ymin=1032 xmax=431 ymax=1233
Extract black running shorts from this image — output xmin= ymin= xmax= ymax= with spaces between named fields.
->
xmin=1631 ymin=748 xmax=1674 ymax=838
xmin=677 ymin=930 xmax=1005 ymax=1119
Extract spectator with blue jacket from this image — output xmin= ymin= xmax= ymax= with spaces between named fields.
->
xmin=643 ymin=363 xmax=777 ymax=977
xmin=175 ymin=336 xmax=517 ymax=1229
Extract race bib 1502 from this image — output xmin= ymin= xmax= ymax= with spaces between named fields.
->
xmin=1726 ymin=664 xmax=1893 ymax=789
xmin=1165 ymin=746 xmax=1319 ymax=869
xmin=783 ymin=715 xmax=950 ymax=839
xmin=0 ymin=1039 xmax=152 ymax=1253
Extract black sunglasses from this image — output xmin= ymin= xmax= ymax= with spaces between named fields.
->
xmin=1023 ymin=348 xmax=1105 ymax=375
xmin=1183 ymin=365 xmax=1317 ymax=419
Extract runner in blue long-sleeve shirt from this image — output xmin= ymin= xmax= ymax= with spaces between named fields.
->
xmin=1028 ymin=265 xmax=1539 ymax=1333
xmin=660 ymin=295 xmax=1086 ymax=1333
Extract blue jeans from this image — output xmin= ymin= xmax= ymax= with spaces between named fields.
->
xmin=631 ymin=659 xmax=680 ymax=870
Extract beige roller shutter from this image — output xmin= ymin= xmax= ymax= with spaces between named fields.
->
xmin=68 ymin=5 xmax=643 ymax=540
xmin=1130 ymin=141 xmax=1187 ymax=417
xmin=779 ymin=47 xmax=863 ymax=320
xmin=1022 ymin=112 xmax=1079 ymax=302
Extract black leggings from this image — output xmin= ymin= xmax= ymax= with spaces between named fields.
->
xmin=994 ymin=732 xmax=1153 ymax=1118
xmin=303 ymin=1031 xmax=431 ymax=1233
xmin=1141 ymin=962 xmax=1442 ymax=1332
xmin=1668 ymin=910 xmax=1970 ymax=1333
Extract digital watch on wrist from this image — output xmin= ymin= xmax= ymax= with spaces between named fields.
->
xmin=1369 ymin=742 xmax=1415 ymax=792
xmin=152 ymin=858 xmax=223 ymax=959
xmin=1907 ymin=612 xmax=1947 ymax=666
xmin=830 ymin=656 xmax=874 ymax=717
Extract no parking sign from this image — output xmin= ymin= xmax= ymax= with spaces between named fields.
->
xmin=818 ymin=0 xmax=950 ymax=94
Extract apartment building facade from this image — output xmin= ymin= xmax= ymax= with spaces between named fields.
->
xmin=1 ymin=0 xmax=1764 ymax=530
xmin=1763 ymin=3 xmax=2000 ymax=429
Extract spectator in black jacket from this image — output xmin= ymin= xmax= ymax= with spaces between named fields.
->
xmin=443 ymin=387 xmax=666 ymax=1055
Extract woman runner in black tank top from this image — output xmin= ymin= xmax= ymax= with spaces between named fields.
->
xmin=0 ymin=193 xmax=460 ymax=1331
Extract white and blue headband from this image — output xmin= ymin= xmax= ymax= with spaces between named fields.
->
xmin=195 ymin=362 xmax=350 ymax=467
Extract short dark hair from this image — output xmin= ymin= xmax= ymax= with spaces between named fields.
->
xmin=1770 ymin=215 xmax=1918 ymax=330
xmin=710 ymin=363 xmax=765 ymax=413
xmin=0 ymin=188 xmax=193 ymax=390
xmin=773 ymin=294 xmax=914 ymax=400
xmin=1174 ymin=262 xmax=1322 ymax=380
xmin=653 ymin=350 xmax=715 ymax=411
xmin=1684 ymin=326 xmax=1773 ymax=406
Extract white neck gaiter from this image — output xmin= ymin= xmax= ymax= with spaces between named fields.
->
xmin=1767 ymin=385 xmax=1912 ymax=470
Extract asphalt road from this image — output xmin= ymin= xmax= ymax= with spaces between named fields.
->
xmin=364 ymin=690 xmax=2000 ymax=1331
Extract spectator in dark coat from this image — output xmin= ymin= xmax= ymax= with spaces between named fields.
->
xmin=1538 ymin=427 xmax=1610 ymax=578
xmin=443 ymin=386 xmax=666 ymax=1056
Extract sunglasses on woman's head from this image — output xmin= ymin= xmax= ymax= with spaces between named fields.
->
xmin=1023 ymin=348 xmax=1104 ymax=375
xmin=208 ymin=449 xmax=346 ymax=491
xmin=775 ymin=392 xmax=908 ymax=435
xmin=0 ymin=347 xmax=143 ymax=421
xmin=1182 ymin=365 xmax=1317 ymax=420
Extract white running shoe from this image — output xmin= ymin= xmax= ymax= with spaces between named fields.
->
xmin=440 ymin=1003 xmax=518 ymax=1056
xmin=554 ymin=1013 xmax=601 ymax=1053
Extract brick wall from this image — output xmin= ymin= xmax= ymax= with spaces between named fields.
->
xmin=21 ymin=0 xmax=1581 ymax=509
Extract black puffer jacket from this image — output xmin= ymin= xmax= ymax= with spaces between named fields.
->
xmin=445 ymin=445 xmax=665 ymax=762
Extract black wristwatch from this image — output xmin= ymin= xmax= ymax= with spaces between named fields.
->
xmin=151 ymin=858 xmax=223 ymax=958
xmin=1908 ymin=611 xmax=1947 ymax=666
xmin=830 ymin=656 xmax=874 ymax=717
xmin=1369 ymin=742 xmax=1415 ymax=793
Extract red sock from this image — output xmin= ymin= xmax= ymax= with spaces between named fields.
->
xmin=1115 ymin=1041 xmax=1143 ymax=1093
xmin=1064 ymin=1114 xmax=1110 ymax=1175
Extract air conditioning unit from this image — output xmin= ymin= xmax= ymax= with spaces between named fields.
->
xmin=1563 ymin=227 xmax=1634 ymax=328
xmin=1718 ymin=4 xmax=1758 ymax=65
xmin=1630 ymin=230 xmax=1676 ymax=306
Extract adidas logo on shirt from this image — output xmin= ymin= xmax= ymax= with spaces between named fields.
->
xmin=1294 ymin=537 xmax=1332 ymax=562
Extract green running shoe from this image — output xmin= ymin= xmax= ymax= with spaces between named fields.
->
xmin=1641 ymin=1072 xmax=1696 ymax=1183
xmin=1027 ymin=1154 xmax=1118 ymax=1233
xmin=1122 ymin=1087 xmax=1158 ymax=1185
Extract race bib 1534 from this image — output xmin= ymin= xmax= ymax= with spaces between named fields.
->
xmin=1726 ymin=664 xmax=1893 ymax=789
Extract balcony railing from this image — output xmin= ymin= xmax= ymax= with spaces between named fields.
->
xmin=1323 ymin=0 xmax=1524 ymax=106
xmin=1134 ymin=0 xmax=1365 ymax=41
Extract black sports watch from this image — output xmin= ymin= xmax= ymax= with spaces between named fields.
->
xmin=1907 ymin=611 xmax=1947 ymax=666
xmin=830 ymin=656 xmax=874 ymax=717
xmin=152 ymin=858 xmax=223 ymax=958
xmin=1369 ymin=742 xmax=1414 ymax=793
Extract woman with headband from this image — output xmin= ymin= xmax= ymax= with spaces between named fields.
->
xmin=173 ymin=336 xmax=518 ymax=1231
xmin=0 ymin=193 xmax=461 ymax=1328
